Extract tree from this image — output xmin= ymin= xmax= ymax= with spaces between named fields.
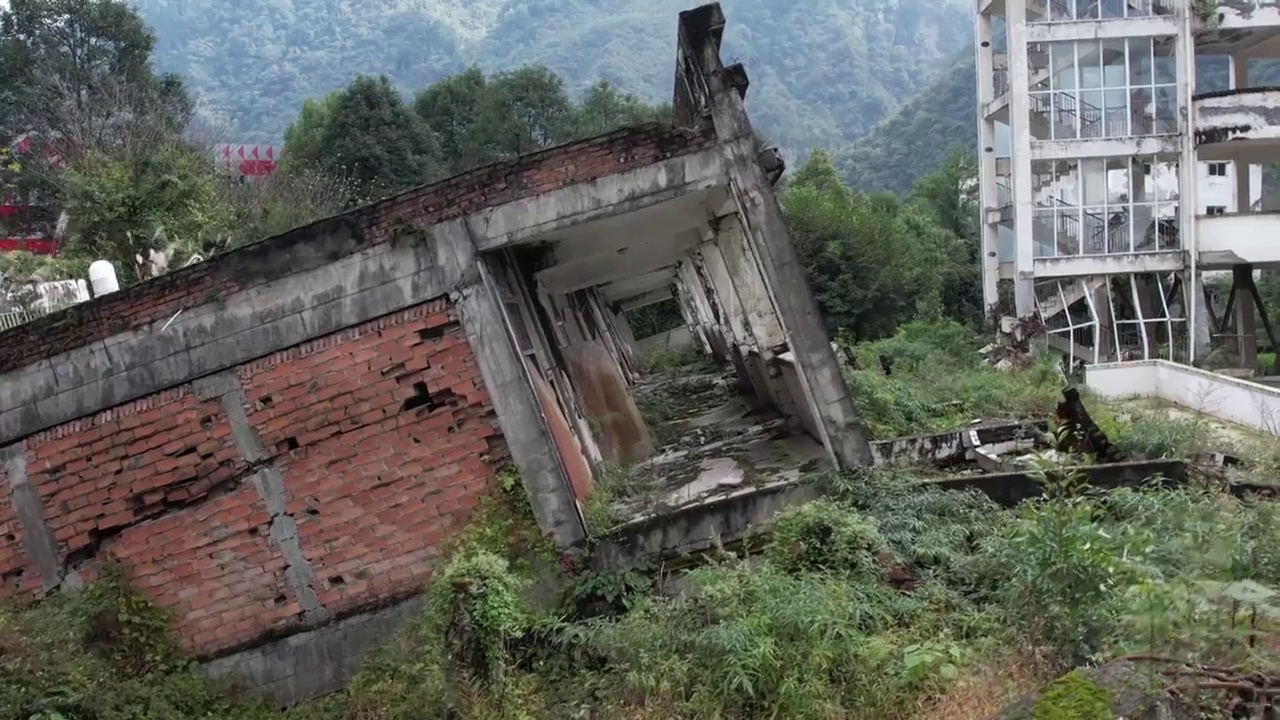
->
xmin=281 ymin=90 xmax=341 ymax=173
xmin=314 ymin=75 xmax=442 ymax=197
xmin=572 ymin=80 xmax=669 ymax=138
xmin=0 ymin=0 xmax=191 ymax=160
xmin=909 ymin=147 xmax=983 ymax=326
xmin=468 ymin=66 xmax=575 ymax=162
xmin=414 ymin=66 xmax=487 ymax=174
xmin=60 ymin=142 xmax=231 ymax=282
xmin=782 ymin=151 xmax=947 ymax=341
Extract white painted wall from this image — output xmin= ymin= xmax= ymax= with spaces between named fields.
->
xmin=635 ymin=326 xmax=695 ymax=356
xmin=1198 ymin=212 xmax=1280 ymax=266
xmin=1086 ymin=360 xmax=1280 ymax=435
xmin=1217 ymin=2 xmax=1280 ymax=31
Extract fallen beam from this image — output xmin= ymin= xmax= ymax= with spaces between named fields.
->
xmin=869 ymin=421 xmax=1048 ymax=467
xmin=925 ymin=460 xmax=1186 ymax=507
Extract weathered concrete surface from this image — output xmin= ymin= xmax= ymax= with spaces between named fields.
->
xmin=925 ymin=460 xmax=1186 ymax=506
xmin=593 ymin=479 xmax=823 ymax=567
xmin=203 ymin=597 xmax=424 ymax=708
xmin=678 ymin=3 xmax=875 ymax=468
xmin=869 ymin=421 xmax=1049 ymax=467
xmin=563 ymin=341 xmax=655 ymax=465
xmin=1194 ymin=88 xmax=1280 ymax=158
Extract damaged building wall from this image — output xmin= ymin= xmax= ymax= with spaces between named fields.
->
xmin=668 ymin=3 xmax=874 ymax=466
xmin=0 ymin=300 xmax=498 ymax=658
xmin=0 ymin=2 xmax=872 ymax=701
xmin=0 ymin=117 xmax=728 ymax=703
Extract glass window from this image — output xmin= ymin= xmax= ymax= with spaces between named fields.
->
xmin=1079 ymin=41 xmax=1103 ymax=88
xmin=1102 ymin=40 xmax=1127 ymax=88
xmin=1109 ymin=208 xmax=1133 ymax=253
xmin=1154 ymin=86 xmax=1177 ymax=134
xmin=1082 ymin=159 xmax=1107 ymax=206
xmin=1052 ymin=91 xmax=1080 ymax=140
xmin=1033 ymin=210 xmax=1056 ymax=257
xmin=1132 ymin=204 xmax=1156 ymax=251
xmin=1106 ymin=158 xmax=1129 ymax=204
xmin=1103 ymin=89 xmax=1128 ymax=137
xmin=1082 ymin=210 xmax=1107 ymax=254
xmin=1078 ymin=90 xmax=1103 ymax=138
xmin=1052 ymin=42 xmax=1077 ymax=90
xmin=1057 ymin=210 xmax=1080 ymax=256
xmin=1056 ymin=160 xmax=1079 ymax=204
xmin=1153 ymin=39 xmax=1177 ymax=84
xmin=1030 ymin=93 xmax=1053 ymax=141
xmin=1129 ymin=38 xmax=1152 ymax=85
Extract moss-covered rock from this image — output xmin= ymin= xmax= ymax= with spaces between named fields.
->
xmin=1031 ymin=670 xmax=1112 ymax=720
xmin=992 ymin=662 xmax=1202 ymax=720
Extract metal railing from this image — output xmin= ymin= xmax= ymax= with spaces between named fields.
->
xmin=1039 ymin=0 xmax=1177 ymax=20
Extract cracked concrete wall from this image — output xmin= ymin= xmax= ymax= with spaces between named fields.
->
xmin=1194 ymin=89 xmax=1280 ymax=147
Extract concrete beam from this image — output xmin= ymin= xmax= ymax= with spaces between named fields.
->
xmin=470 ymin=149 xmax=728 ymax=251
xmin=537 ymin=229 xmax=703 ymax=294
xmin=618 ymin=289 xmax=674 ymax=312
xmin=602 ymin=269 xmax=678 ymax=301
xmin=0 ymin=225 xmax=457 ymax=447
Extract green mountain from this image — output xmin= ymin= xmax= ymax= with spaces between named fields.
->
xmin=833 ymin=52 xmax=977 ymax=196
xmin=132 ymin=0 xmax=970 ymax=158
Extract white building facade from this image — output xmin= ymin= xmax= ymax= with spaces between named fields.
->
xmin=975 ymin=0 xmax=1280 ymax=368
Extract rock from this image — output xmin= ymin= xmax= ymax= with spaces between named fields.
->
xmin=990 ymin=662 xmax=1201 ymax=720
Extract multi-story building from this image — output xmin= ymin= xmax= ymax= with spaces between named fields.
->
xmin=975 ymin=0 xmax=1280 ymax=369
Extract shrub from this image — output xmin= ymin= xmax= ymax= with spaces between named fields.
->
xmin=767 ymin=498 xmax=886 ymax=579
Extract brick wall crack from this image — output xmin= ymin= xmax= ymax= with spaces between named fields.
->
xmin=2 ymin=444 xmax=66 ymax=593
xmin=194 ymin=371 xmax=330 ymax=625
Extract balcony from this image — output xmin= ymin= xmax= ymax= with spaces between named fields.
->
xmin=1193 ymin=88 xmax=1280 ymax=162
xmin=1198 ymin=210 xmax=1280 ymax=269
xmin=1214 ymin=1 xmax=1280 ymax=31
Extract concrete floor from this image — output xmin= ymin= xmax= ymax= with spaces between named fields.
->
xmin=608 ymin=372 xmax=832 ymax=525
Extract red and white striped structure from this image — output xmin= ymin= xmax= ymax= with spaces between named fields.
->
xmin=215 ymin=144 xmax=281 ymax=177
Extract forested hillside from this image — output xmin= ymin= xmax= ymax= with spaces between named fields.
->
xmin=131 ymin=0 xmax=970 ymax=157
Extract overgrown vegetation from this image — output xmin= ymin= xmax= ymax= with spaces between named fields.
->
xmin=4 ymin=335 xmax=1278 ymax=719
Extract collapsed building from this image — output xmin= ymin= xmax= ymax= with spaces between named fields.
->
xmin=0 ymin=4 xmax=872 ymax=704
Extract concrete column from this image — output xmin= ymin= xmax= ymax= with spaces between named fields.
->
xmin=456 ymin=259 xmax=587 ymax=548
xmin=1091 ymin=281 xmax=1114 ymax=361
xmin=1231 ymin=53 xmax=1248 ymax=89
xmin=699 ymin=240 xmax=752 ymax=350
xmin=698 ymin=60 xmax=873 ymax=467
xmin=678 ymin=258 xmax=728 ymax=362
xmin=1236 ymin=160 xmax=1251 ymax=214
xmin=716 ymin=214 xmax=786 ymax=352
xmin=586 ymin=290 xmax=636 ymax=385
xmin=611 ymin=307 xmax=638 ymax=350
xmin=1177 ymin=7 xmax=1204 ymax=363
xmin=1190 ymin=271 xmax=1214 ymax=362
xmin=1006 ymin=0 xmax=1036 ymax=316
xmin=1234 ymin=264 xmax=1259 ymax=369
xmin=974 ymin=8 xmax=1001 ymax=316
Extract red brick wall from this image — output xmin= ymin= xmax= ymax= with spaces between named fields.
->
xmin=0 ymin=297 xmax=507 ymax=657
xmin=0 ymin=124 xmax=719 ymax=376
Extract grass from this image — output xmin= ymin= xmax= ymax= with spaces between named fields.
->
xmin=5 ymin=323 xmax=1279 ymax=720
xmin=843 ymin=320 xmax=1064 ymax=438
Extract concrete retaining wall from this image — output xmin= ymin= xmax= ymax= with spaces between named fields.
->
xmin=1086 ymin=359 xmax=1280 ymax=435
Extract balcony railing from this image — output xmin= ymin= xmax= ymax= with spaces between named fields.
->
xmin=0 ymin=310 xmax=34 ymax=332
xmin=1039 ymin=0 xmax=1177 ymax=21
